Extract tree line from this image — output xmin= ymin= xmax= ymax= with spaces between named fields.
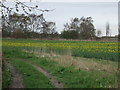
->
xmin=1 ymin=0 xmax=118 ymax=40
xmin=61 ymin=17 xmax=96 ymax=40
xmin=2 ymin=13 xmax=97 ymax=40
xmin=2 ymin=13 xmax=58 ymax=39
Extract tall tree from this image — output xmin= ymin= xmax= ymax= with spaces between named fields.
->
xmin=0 ymin=0 xmax=55 ymax=38
xmin=62 ymin=17 xmax=96 ymax=40
xmin=0 ymin=0 xmax=53 ymax=37
xmin=64 ymin=18 xmax=80 ymax=31
xmin=28 ymin=14 xmax=45 ymax=33
xmin=2 ymin=13 xmax=31 ymax=38
xmin=62 ymin=18 xmax=80 ymax=39
xmin=79 ymin=17 xmax=96 ymax=39
xmin=41 ymin=21 xmax=56 ymax=38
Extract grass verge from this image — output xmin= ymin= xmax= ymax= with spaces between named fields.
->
xmin=3 ymin=47 xmax=118 ymax=88
xmin=26 ymin=56 xmax=118 ymax=88
xmin=8 ymin=59 xmax=54 ymax=88
xmin=2 ymin=62 xmax=11 ymax=88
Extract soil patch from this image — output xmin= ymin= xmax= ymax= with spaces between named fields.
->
xmin=5 ymin=62 xmax=24 ymax=88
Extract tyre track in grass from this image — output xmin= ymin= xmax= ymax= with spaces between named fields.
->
xmin=0 ymin=53 xmax=2 ymax=89
xmin=21 ymin=59 xmax=64 ymax=88
xmin=5 ymin=62 xmax=24 ymax=88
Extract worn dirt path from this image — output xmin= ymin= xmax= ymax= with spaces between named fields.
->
xmin=22 ymin=59 xmax=64 ymax=88
xmin=0 ymin=53 xmax=2 ymax=89
xmin=5 ymin=62 xmax=24 ymax=88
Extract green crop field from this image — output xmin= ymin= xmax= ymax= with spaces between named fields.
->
xmin=2 ymin=38 xmax=119 ymax=88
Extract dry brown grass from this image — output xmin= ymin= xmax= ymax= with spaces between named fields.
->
xmin=24 ymin=50 xmax=118 ymax=73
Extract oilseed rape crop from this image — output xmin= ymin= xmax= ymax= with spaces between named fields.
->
xmin=2 ymin=39 xmax=119 ymax=88
xmin=2 ymin=39 xmax=119 ymax=61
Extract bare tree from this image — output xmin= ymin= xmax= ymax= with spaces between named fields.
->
xmin=0 ymin=0 xmax=54 ymax=25
xmin=64 ymin=18 xmax=80 ymax=31
xmin=41 ymin=21 xmax=56 ymax=38
xmin=0 ymin=0 xmax=55 ymax=38
xmin=28 ymin=14 xmax=45 ymax=33
xmin=62 ymin=17 xmax=96 ymax=40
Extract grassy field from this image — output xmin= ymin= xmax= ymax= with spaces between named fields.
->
xmin=2 ymin=38 xmax=119 ymax=88
xmin=2 ymin=63 xmax=11 ymax=88
xmin=3 ymin=38 xmax=119 ymax=61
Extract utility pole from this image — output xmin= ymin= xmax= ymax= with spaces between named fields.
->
xmin=119 ymin=1 xmax=120 ymax=38
xmin=106 ymin=22 xmax=110 ymax=37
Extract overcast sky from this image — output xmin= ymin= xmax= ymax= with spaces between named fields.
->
xmin=2 ymin=0 xmax=119 ymax=36
xmin=41 ymin=2 xmax=118 ymax=36
xmin=3 ymin=0 xmax=119 ymax=2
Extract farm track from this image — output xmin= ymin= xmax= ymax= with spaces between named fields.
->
xmin=20 ymin=59 xmax=64 ymax=88
xmin=5 ymin=61 xmax=24 ymax=88
xmin=0 ymin=53 xmax=2 ymax=89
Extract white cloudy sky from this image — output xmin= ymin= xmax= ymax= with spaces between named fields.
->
xmin=3 ymin=0 xmax=120 ymax=2
xmin=2 ymin=0 xmax=119 ymax=36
